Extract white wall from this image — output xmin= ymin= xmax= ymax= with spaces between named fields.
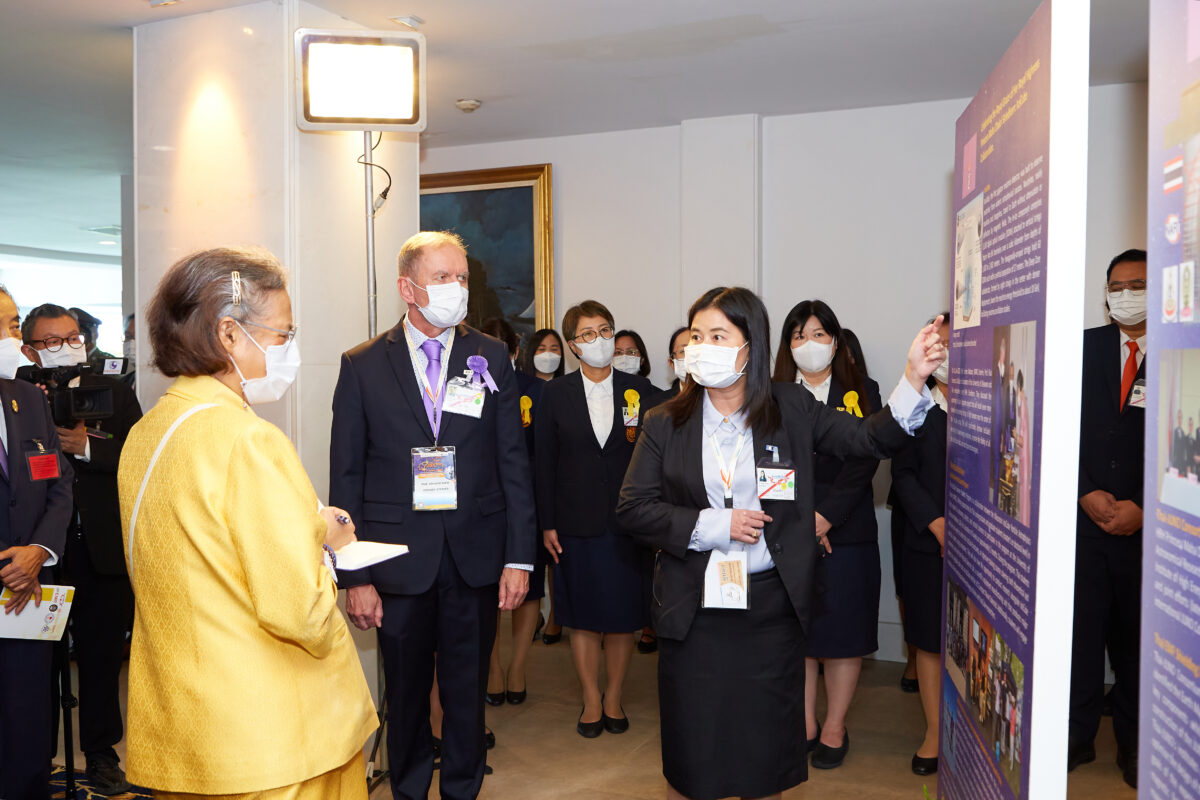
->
xmin=421 ymin=81 xmax=1149 ymax=661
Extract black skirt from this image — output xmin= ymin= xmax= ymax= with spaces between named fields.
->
xmin=553 ymin=528 xmax=647 ymax=633
xmin=658 ymin=569 xmax=808 ymax=800
xmin=900 ymin=546 xmax=943 ymax=653
xmin=808 ymin=541 xmax=881 ymax=658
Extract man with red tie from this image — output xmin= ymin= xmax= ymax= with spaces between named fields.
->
xmin=1068 ymin=248 xmax=1146 ymax=790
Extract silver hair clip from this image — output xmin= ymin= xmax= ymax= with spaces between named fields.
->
xmin=231 ymin=271 xmax=243 ymax=307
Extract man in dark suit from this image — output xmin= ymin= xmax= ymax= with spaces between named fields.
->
xmin=991 ymin=335 xmax=1009 ymax=504
xmin=1069 ymin=248 xmax=1147 ymax=789
xmin=0 ymin=288 xmax=75 ymax=800
xmin=330 ymin=231 xmax=535 ymax=800
xmin=1172 ymin=411 xmax=1188 ymax=472
xmin=19 ymin=303 xmax=142 ymax=795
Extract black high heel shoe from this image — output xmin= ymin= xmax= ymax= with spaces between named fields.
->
xmin=485 ymin=689 xmax=505 ymax=706
xmin=912 ymin=753 xmax=938 ymax=775
xmin=811 ymin=730 xmax=850 ymax=769
xmin=506 ymin=681 xmax=527 ymax=705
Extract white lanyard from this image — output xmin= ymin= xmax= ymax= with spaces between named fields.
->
xmin=708 ymin=431 xmax=747 ymax=508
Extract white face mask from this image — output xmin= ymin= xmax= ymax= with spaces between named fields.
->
xmin=0 ymin=338 xmax=20 ymax=380
xmin=40 ymin=340 xmax=88 ymax=369
xmin=1107 ymin=289 xmax=1147 ymax=326
xmin=933 ymin=358 xmax=950 ymax=385
xmin=123 ymin=340 xmax=136 ymax=364
xmin=229 ymin=321 xmax=301 ymax=405
xmin=612 ymin=355 xmax=641 ymax=374
xmin=791 ymin=340 xmax=835 ymax=374
xmin=673 ymin=358 xmax=688 ymax=383
xmin=685 ymin=342 xmax=747 ymax=389
xmin=533 ymin=351 xmax=561 ymax=374
xmin=408 ymin=278 xmax=469 ymax=329
xmin=575 ymin=336 xmax=615 ymax=369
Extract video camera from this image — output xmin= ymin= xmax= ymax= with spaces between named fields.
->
xmin=22 ymin=364 xmax=114 ymax=426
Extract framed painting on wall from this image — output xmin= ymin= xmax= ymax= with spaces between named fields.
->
xmin=419 ymin=163 xmax=554 ymax=340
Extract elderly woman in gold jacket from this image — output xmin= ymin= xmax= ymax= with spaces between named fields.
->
xmin=118 ymin=248 xmax=377 ymax=799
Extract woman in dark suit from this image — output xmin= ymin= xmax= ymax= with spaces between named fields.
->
xmin=536 ymin=300 xmax=656 ymax=737
xmin=772 ymin=299 xmax=882 ymax=769
xmin=617 ymin=287 xmax=944 ymax=800
xmin=891 ymin=313 xmax=950 ymax=776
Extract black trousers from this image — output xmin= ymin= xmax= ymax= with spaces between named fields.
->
xmin=64 ymin=532 xmax=134 ymax=761
xmin=0 ymin=637 xmax=54 ymax=800
xmin=377 ymin=543 xmax=497 ymax=800
xmin=1069 ymin=532 xmax=1141 ymax=752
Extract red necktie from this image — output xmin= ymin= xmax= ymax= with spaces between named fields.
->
xmin=1119 ymin=341 xmax=1138 ymax=411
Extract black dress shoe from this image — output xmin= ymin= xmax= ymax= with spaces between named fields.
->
xmin=900 ymin=675 xmax=920 ymax=693
xmin=506 ymin=687 xmax=527 ymax=705
xmin=1117 ymin=747 xmax=1137 ymax=788
xmin=577 ymin=708 xmax=604 ymax=738
xmin=85 ymin=755 xmax=132 ymax=797
xmin=485 ymin=689 xmax=506 ymax=706
xmin=806 ymin=724 xmax=821 ymax=754
xmin=912 ymin=754 xmax=938 ymax=775
xmin=1067 ymin=739 xmax=1096 ymax=772
xmin=485 ymin=729 xmax=496 ymax=750
xmin=542 ymin=629 xmax=563 ymax=645
xmin=810 ymin=731 xmax=850 ymax=769
xmin=602 ymin=708 xmax=629 ymax=734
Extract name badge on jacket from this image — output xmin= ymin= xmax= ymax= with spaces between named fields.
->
xmin=702 ymin=550 xmax=749 ymax=610
xmin=1128 ymin=379 xmax=1146 ymax=409
xmin=444 ymin=377 xmax=486 ymax=419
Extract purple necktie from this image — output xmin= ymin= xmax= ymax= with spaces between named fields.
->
xmin=420 ymin=338 xmax=444 ymax=437
xmin=0 ymin=440 xmax=8 ymax=481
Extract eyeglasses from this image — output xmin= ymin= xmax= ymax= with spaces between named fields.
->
xmin=240 ymin=319 xmax=297 ymax=342
xmin=574 ymin=326 xmax=614 ymax=344
xmin=613 ymin=346 xmax=641 ymax=357
xmin=1107 ymin=280 xmax=1146 ymax=292
xmin=28 ymin=332 xmax=83 ymax=352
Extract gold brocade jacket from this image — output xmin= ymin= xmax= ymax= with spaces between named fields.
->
xmin=118 ymin=376 xmax=376 ymax=794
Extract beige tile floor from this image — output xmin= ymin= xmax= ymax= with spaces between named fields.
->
xmin=62 ymin=620 xmax=1135 ymax=799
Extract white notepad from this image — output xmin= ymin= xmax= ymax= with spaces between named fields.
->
xmin=335 ymin=541 xmax=409 ymax=571
xmin=0 ymin=584 xmax=74 ymax=641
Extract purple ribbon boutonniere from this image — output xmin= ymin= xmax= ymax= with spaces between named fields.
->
xmin=467 ymin=355 xmax=499 ymax=393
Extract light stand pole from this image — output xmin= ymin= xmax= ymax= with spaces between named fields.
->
xmin=363 ymin=130 xmax=378 ymax=339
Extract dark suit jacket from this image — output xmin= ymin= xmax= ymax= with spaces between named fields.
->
xmin=644 ymin=380 xmax=681 ymax=413
xmin=0 ymin=379 xmax=74 ymax=572
xmin=1173 ymin=427 xmax=1189 ymax=472
xmin=1077 ymin=323 xmax=1144 ymax=539
xmin=65 ymin=374 xmax=142 ymax=576
xmin=615 ymin=381 xmax=912 ymax=642
xmin=813 ymin=374 xmax=882 ymax=545
xmin=535 ymin=370 xmax=655 ymax=538
xmin=515 ymin=371 xmax=542 ymax=461
xmin=891 ymin=405 xmax=947 ymax=554
xmin=329 ymin=321 xmax=536 ymax=593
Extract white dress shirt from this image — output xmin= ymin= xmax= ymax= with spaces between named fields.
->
xmin=797 ymin=373 xmax=832 ymax=404
xmin=582 ymin=371 xmax=614 ymax=447
xmin=1118 ymin=330 xmax=1146 ymax=374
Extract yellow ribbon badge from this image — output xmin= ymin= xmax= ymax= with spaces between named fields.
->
xmin=624 ymin=389 xmax=640 ymax=413
xmin=9 ymin=399 xmax=16 ymax=414
xmin=843 ymin=391 xmax=862 ymax=418
xmin=520 ymin=395 xmax=533 ymax=427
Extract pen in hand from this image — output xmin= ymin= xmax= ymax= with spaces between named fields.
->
xmin=336 ymin=515 xmax=351 ymax=525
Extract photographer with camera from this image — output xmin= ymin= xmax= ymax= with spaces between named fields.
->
xmin=20 ymin=303 xmax=143 ymax=796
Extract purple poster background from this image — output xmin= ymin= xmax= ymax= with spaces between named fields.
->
xmin=942 ymin=3 xmax=1050 ymax=798
xmin=1142 ymin=2 xmax=1200 ymax=798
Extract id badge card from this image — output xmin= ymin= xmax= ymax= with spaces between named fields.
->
xmin=757 ymin=459 xmax=796 ymax=501
xmin=702 ymin=549 xmax=749 ymax=610
xmin=1129 ymin=379 xmax=1146 ymax=409
xmin=412 ymin=447 xmax=457 ymax=510
xmin=443 ymin=377 xmax=485 ymax=419
xmin=27 ymin=441 xmax=61 ymax=482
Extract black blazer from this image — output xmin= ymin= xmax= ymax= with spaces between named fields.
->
xmin=1077 ymin=324 xmax=1144 ymax=539
xmin=644 ymin=380 xmax=682 ymax=413
xmin=535 ymin=369 xmax=656 ymax=538
xmin=891 ymin=405 xmax=947 ymax=554
xmin=615 ymin=381 xmax=913 ymax=642
xmin=329 ymin=321 xmax=537 ymax=593
xmin=811 ymin=374 xmax=883 ymax=545
xmin=65 ymin=374 xmax=142 ymax=576
xmin=0 ymin=379 xmax=74 ymax=569
xmin=515 ymin=370 xmax=542 ymax=461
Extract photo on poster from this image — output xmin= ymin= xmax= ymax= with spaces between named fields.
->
xmin=1157 ymin=349 xmax=1200 ymax=517
xmin=989 ymin=321 xmax=1037 ymax=525
xmin=1183 ymin=261 xmax=1195 ymax=322
xmin=1165 ymin=264 xmax=1180 ymax=323
xmin=955 ymin=193 xmax=984 ymax=329
xmin=943 ymin=577 xmax=1024 ymax=798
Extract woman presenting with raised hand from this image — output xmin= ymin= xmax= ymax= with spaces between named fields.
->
xmin=617 ymin=286 xmax=943 ymax=800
